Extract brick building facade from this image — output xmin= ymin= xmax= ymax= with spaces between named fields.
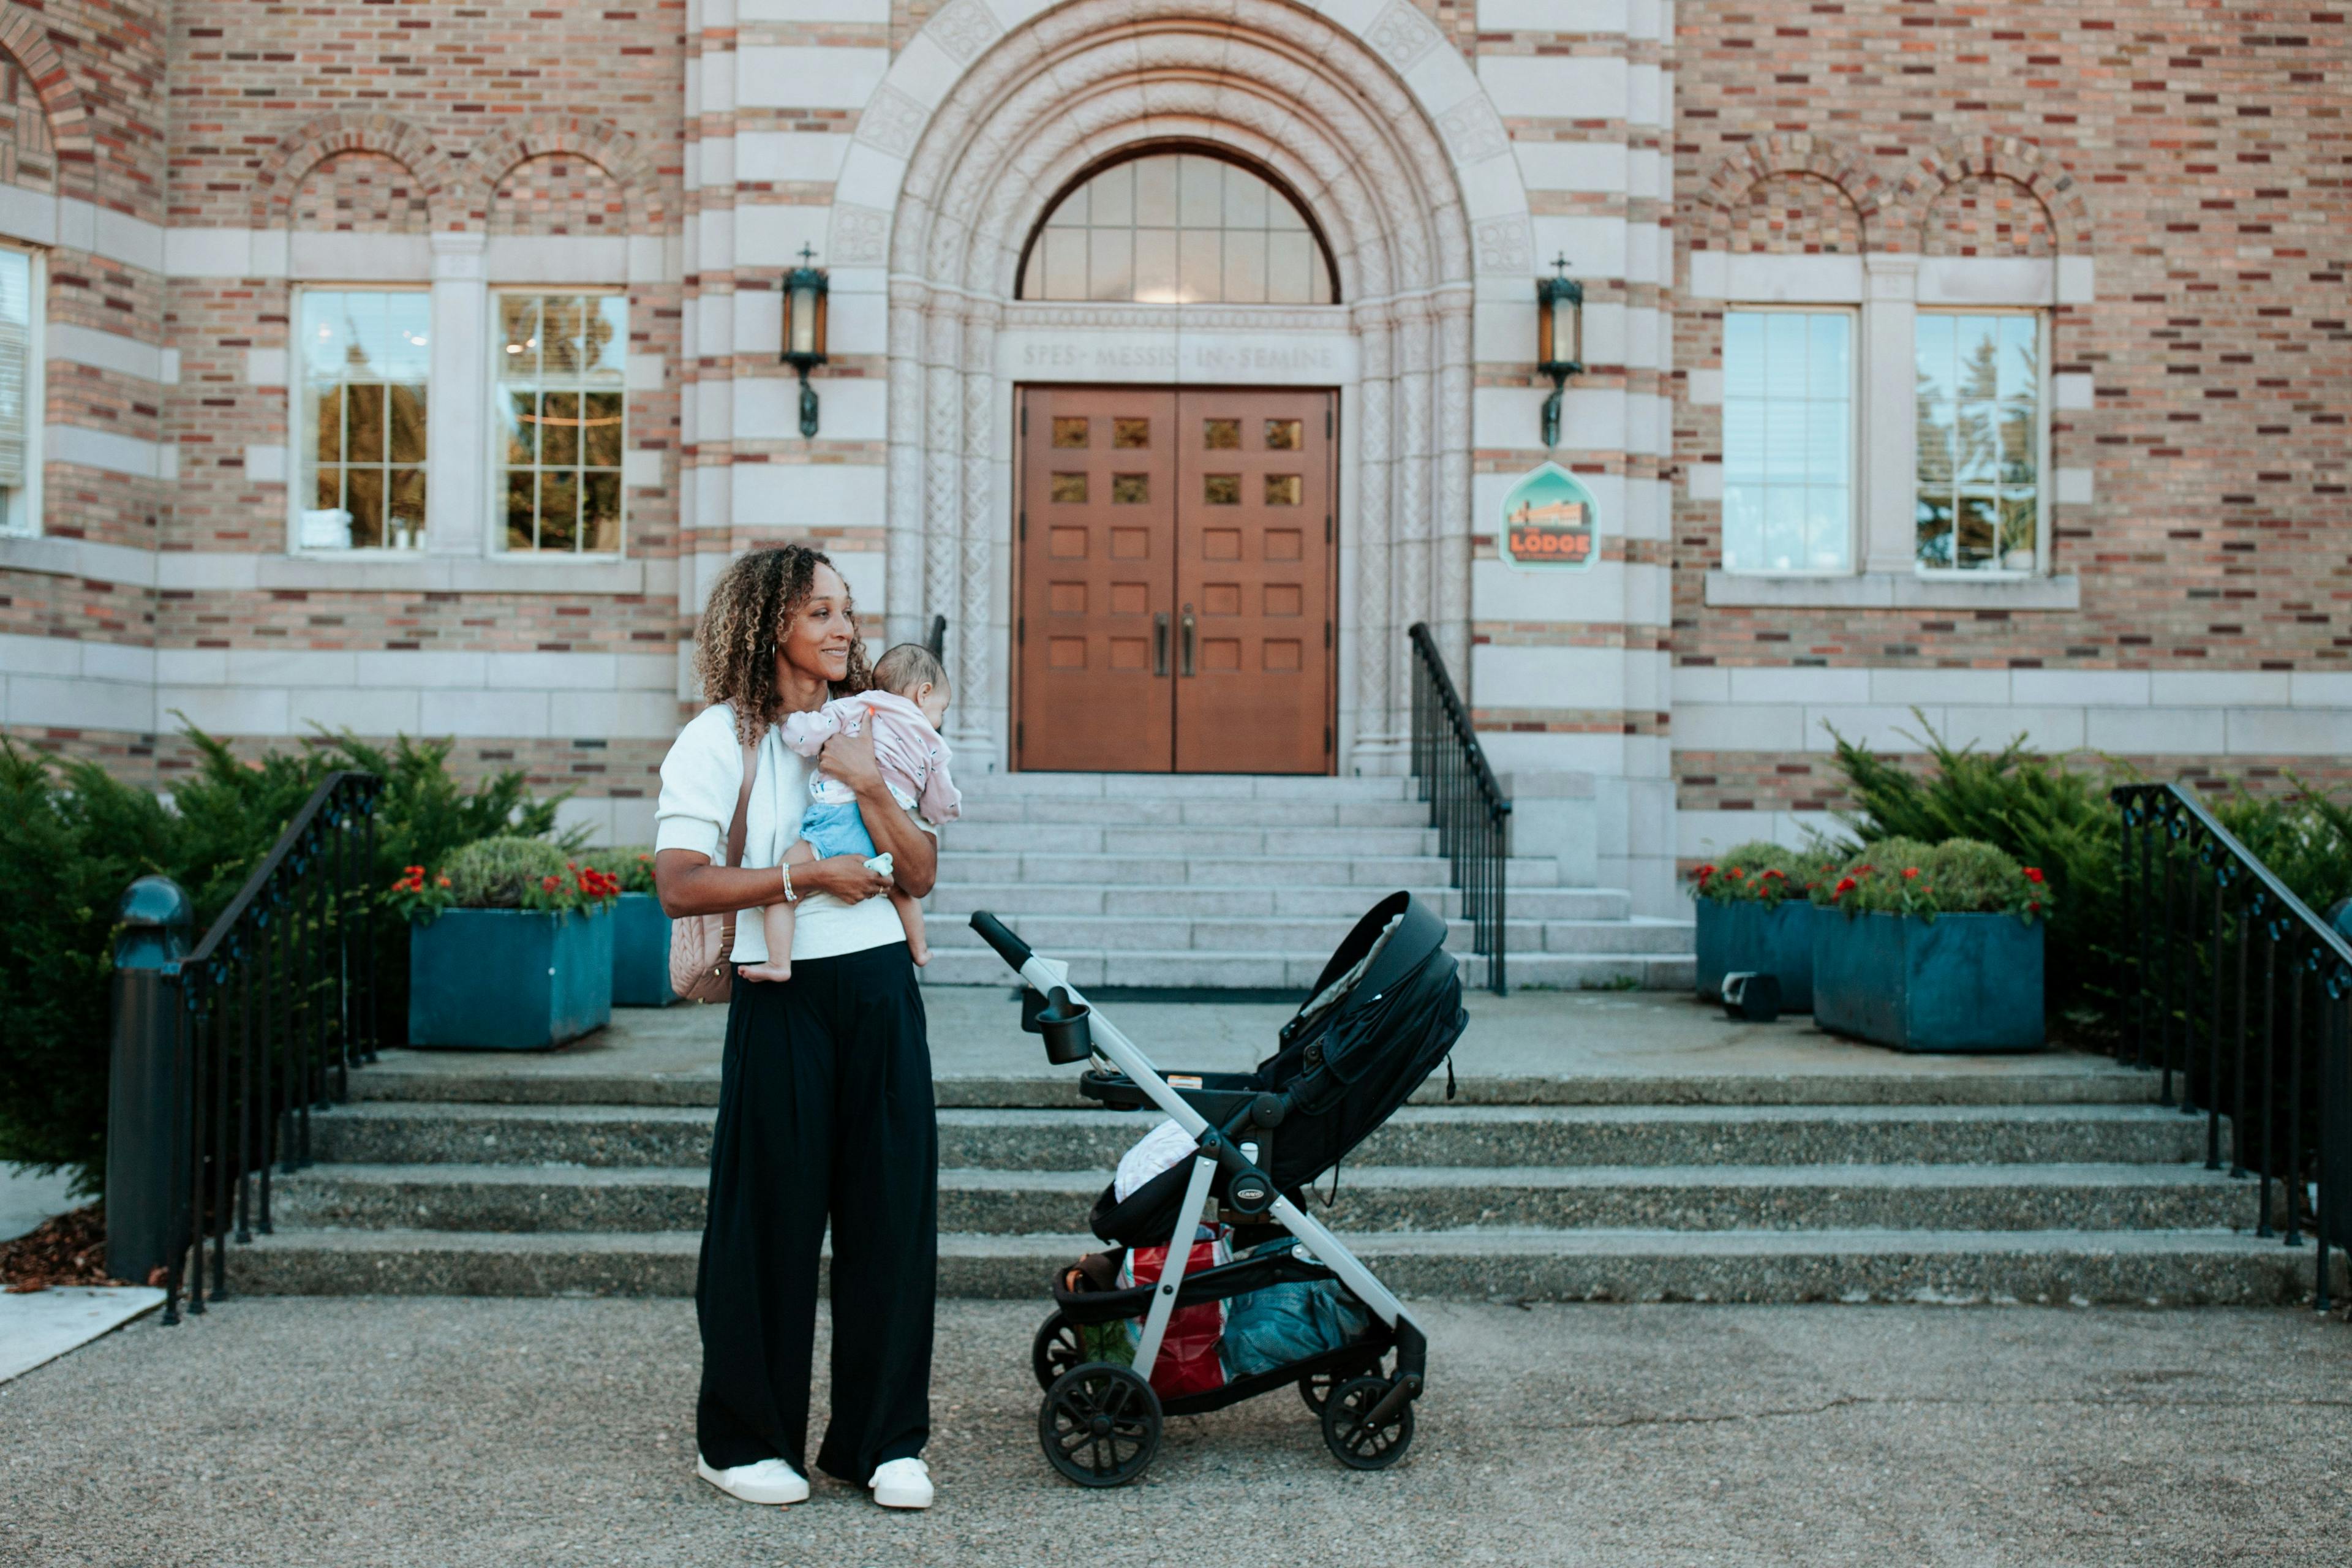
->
xmin=0 ymin=0 xmax=2340 ymax=915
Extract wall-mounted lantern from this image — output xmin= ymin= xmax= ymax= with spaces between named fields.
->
xmin=782 ymin=244 xmax=829 ymax=439
xmin=1535 ymin=253 xmax=1583 ymax=449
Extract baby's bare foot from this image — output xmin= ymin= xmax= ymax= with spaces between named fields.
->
xmin=736 ymin=962 xmax=791 ymax=984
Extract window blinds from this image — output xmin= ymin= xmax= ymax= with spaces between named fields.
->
xmin=0 ymin=252 xmax=31 ymax=491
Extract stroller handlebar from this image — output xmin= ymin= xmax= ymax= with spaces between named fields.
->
xmin=968 ymin=910 xmax=1033 ymax=973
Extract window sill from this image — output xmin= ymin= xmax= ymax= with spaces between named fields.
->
xmin=1704 ymin=570 xmax=2080 ymax=612
xmin=259 ymin=553 xmax=664 ymax=595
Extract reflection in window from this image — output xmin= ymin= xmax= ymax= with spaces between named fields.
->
xmin=0 ymin=250 xmax=32 ymax=536
xmin=1020 ymin=153 xmax=1336 ymax=304
xmin=1720 ymin=310 xmax=1853 ymax=574
xmin=298 ymin=290 xmax=429 ymax=551
xmin=498 ymin=293 xmax=627 ymax=554
xmin=1916 ymin=313 xmax=2040 ymax=573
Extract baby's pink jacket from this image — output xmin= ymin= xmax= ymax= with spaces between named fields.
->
xmin=780 ymin=690 xmax=962 ymax=827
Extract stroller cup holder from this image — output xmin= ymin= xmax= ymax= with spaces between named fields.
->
xmin=1033 ymin=986 xmax=1094 ymax=1065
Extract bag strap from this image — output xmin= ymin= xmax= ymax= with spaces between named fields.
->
xmin=717 ymin=737 xmax=759 ymax=951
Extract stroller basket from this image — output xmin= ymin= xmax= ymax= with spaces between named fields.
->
xmin=970 ymin=891 xmax=1466 ymax=1487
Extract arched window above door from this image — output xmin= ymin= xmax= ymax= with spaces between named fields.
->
xmin=1018 ymin=151 xmax=1338 ymax=305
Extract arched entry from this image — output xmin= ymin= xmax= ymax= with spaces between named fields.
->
xmin=834 ymin=0 xmax=1534 ymax=774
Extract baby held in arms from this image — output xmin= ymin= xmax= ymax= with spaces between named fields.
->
xmin=739 ymin=643 xmax=962 ymax=982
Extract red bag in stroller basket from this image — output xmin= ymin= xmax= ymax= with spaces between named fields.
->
xmin=1118 ymin=1229 xmax=1231 ymax=1397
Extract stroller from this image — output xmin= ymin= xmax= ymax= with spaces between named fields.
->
xmin=967 ymin=891 xmax=1468 ymax=1486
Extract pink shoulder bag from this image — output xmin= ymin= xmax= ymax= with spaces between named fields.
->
xmin=668 ymin=741 xmax=758 ymax=1005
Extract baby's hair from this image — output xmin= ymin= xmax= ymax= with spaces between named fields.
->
xmin=872 ymin=643 xmax=949 ymax=696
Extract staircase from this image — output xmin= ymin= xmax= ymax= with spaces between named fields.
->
xmin=230 ymin=1047 xmax=2312 ymax=1306
xmin=922 ymin=772 xmax=1692 ymax=991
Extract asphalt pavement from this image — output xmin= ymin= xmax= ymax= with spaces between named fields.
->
xmin=5 ymin=1296 xmax=2348 ymax=1567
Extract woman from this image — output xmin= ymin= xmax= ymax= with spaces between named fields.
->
xmin=652 ymin=545 xmax=940 ymax=1512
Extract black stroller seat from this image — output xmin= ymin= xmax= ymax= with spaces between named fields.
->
xmin=967 ymin=891 xmax=1467 ymax=1487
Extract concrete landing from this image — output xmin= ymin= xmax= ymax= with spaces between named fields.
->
xmin=351 ymin=987 xmax=2156 ymax=1108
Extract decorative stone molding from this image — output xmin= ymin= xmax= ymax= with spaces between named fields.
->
xmin=925 ymin=0 xmax=1003 ymax=64
xmin=827 ymin=202 xmax=891 ymax=265
xmin=252 ymin=113 xmax=464 ymax=232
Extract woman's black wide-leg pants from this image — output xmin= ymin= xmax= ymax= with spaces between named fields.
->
xmin=695 ymin=941 xmax=937 ymax=1482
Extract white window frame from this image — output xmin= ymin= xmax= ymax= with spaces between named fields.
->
xmin=485 ymin=286 xmax=629 ymax=560
xmin=0 ymin=242 xmax=44 ymax=538
xmin=1716 ymin=303 xmax=1860 ymax=578
xmin=1911 ymin=306 xmax=2052 ymax=581
xmin=286 ymin=283 xmax=432 ymax=557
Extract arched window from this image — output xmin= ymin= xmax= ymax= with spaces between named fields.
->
xmin=1019 ymin=151 xmax=1336 ymax=305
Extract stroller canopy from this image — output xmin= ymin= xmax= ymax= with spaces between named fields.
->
xmin=1093 ymin=892 xmax=1468 ymax=1246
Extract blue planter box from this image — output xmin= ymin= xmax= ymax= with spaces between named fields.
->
xmin=1812 ymin=910 xmax=2045 ymax=1053
xmin=611 ymin=892 xmax=677 ymax=1008
xmin=1694 ymin=899 xmax=1816 ymax=1012
xmin=408 ymin=907 xmax=613 ymax=1050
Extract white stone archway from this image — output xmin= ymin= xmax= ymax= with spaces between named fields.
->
xmin=829 ymin=0 xmax=1534 ymax=772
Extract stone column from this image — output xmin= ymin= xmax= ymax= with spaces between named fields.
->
xmin=1434 ymin=285 xmax=1475 ymax=679
xmin=423 ymin=233 xmax=487 ymax=558
xmin=1349 ymin=300 xmax=1396 ymax=773
xmin=884 ymin=279 xmax=929 ymax=644
xmin=922 ymin=295 xmax=963 ymax=647
xmin=956 ymin=299 xmax=998 ymax=759
xmin=1860 ymin=252 xmax=1921 ymax=578
xmin=1391 ymin=295 xmax=1435 ymax=754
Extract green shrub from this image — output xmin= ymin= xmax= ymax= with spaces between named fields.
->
xmin=441 ymin=836 xmax=571 ymax=908
xmin=0 ymin=725 xmax=578 ymax=1196
xmin=1814 ymin=836 xmax=2049 ymax=922
xmin=1687 ymin=840 xmax=1830 ymax=907
xmin=605 ymin=845 xmax=658 ymax=895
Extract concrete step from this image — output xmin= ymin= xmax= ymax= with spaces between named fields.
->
xmin=308 ymin=1102 xmax=2210 ymax=1172
xmin=916 ymin=945 xmax=1698 ymax=989
xmin=943 ymin=821 xmax=1442 ymax=856
xmin=924 ymin=912 xmax=1691 ymax=959
xmin=348 ymin=1058 xmax=2167 ymax=1111
xmin=956 ymin=796 xmax=1433 ymax=829
xmin=935 ymin=851 xmax=1565 ymax=889
xmin=967 ymin=774 xmax=1415 ymax=802
xmin=1459 ymin=952 xmax=1698 ymax=993
xmin=223 ymin=1224 xmax=2328 ymax=1306
xmin=268 ymin=1161 xmax=2263 ymax=1237
xmin=925 ymin=881 xmax=1635 ymax=923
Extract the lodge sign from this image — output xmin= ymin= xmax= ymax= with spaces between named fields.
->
xmin=1499 ymin=462 xmax=1599 ymax=571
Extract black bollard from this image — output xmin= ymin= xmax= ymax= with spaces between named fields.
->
xmin=105 ymin=875 xmax=194 ymax=1290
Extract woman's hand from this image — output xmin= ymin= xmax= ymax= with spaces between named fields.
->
xmin=818 ymin=717 xmax=883 ymax=794
xmin=794 ymin=853 xmax=892 ymax=905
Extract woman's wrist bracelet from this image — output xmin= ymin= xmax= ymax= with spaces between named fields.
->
xmin=780 ymin=862 xmax=797 ymax=903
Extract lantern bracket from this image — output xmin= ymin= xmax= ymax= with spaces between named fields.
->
xmin=781 ymin=243 xmax=830 ymax=439
xmin=1535 ymin=254 xmax=1584 ymax=450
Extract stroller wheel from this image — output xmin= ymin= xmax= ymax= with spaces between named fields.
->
xmin=1321 ymin=1376 xmax=1415 ymax=1471
xmin=1297 ymin=1369 xmax=1343 ymax=1416
xmin=1032 ymin=1311 xmax=1084 ymax=1392
xmin=1039 ymin=1363 xmax=1162 ymax=1488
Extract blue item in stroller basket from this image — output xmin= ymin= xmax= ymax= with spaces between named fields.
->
xmin=1223 ymin=1241 xmax=1374 ymax=1380
xmin=969 ymin=892 xmax=1465 ymax=1487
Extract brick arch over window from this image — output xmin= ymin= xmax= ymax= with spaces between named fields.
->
xmin=1692 ymin=135 xmax=1886 ymax=252
xmin=0 ymin=7 xmax=91 ymax=186
xmin=1923 ymin=174 xmax=2054 ymax=258
xmin=291 ymin=151 xmax=433 ymax=234
xmin=488 ymin=154 xmax=628 ymax=236
xmin=252 ymin=113 xmax=461 ymax=230
xmin=0 ymin=47 xmax=55 ymax=194
xmin=1893 ymin=135 xmax=2090 ymax=255
xmin=458 ymin=116 xmax=659 ymax=232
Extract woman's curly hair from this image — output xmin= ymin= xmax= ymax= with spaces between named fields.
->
xmin=693 ymin=545 xmax=872 ymax=744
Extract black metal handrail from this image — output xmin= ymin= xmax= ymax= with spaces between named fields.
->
xmin=2113 ymin=782 xmax=2351 ymax=1308
xmin=925 ymin=613 xmax=948 ymax=662
xmin=164 ymin=769 xmax=383 ymax=1323
xmin=1408 ymin=624 xmax=1510 ymax=995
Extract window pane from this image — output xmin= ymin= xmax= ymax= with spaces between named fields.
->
xmin=1022 ymin=153 xmax=1335 ymax=303
xmin=582 ymin=392 xmax=624 ymax=467
xmin=344 ymin=466 xmax=384 ymax=549
xmin=1954 ymin=492 xmax=1997 ymax=568
xmin=1806 ymin=487 xmax=1849 ymax=571
xmin=382 ymin=293 xmax=431 ymax=382
xmin=1719 ymin=309 xmax=1853 ymax=576
xmin=504 ymin=390 xmax=537 ymax=466
xmin=1722 ymin=314 xmax=1763 ymax=399
xmin=1722 ymin=482 xmax=1763 ymax=573
xmin=1917 ymin=496 xmax=1953 ymax=568
xmin=1202 ymin=418 xmax=1240 ymax=450
xmin=388 ymin=383 xmax=428 ymax=464
xmin=1112 ymin=418 xmax=1150 ymax=449
xmin=1762 ymin=485 xmax=1804 ymax=572
xmin=388 ymin=467 xmax=426 ymax=543
xmin=1999 ymin=492 xmax=2037 ymax=569
xmin=542 ymin=390 xmax=581 ymax=466
xmin=543 ymin=296 xmax=590 ymax=376
xmin=313 ymin=387 xmax=344 ymax=465
xmin=591 ymin=296 xmax=629 ymax=377
xmin=583 ymin=471 xmax=622 ymax=554
xmin=1051 ymin=417 xmax=1088 ymax=448
xmin=538 ymin=470 xmax=579 ymax=552
xmin=1110 ymin=473 xmax=1148 ymax=503
xmin=1265 ymin=420 xmax=1302 ymax=450
xmin=1204 ymin=473 xmax=1239 ymax=505
xmin=500 ymin=294 xmax=538 ymax=377
xmin=346 ymin=383 xmax=385 ymax=464
xmin=507 ymin=471 xmax=537 ymax=551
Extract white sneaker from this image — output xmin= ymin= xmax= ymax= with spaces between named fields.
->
xmin=868 ymin=1456 xmax=933 ymax=1510
xmin=696 ymin=1453 xmax=810 ymax=1506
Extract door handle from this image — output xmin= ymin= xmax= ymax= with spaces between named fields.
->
xmin=1180 ymin=605 xmax=1196 ymax=677
xmin=1154 ymin=612 xmax=1169 ymax=677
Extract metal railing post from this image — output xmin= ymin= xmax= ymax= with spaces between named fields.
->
xmin=104 ymin=876 xmax=194 ymax=1294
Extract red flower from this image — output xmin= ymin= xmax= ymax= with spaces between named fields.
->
xmin=541 ymin=875 xmax=562 ymax=893
xmin=1727 ymin=867 xmax=1746 ymax=880
xmin=1694 ymin=864 xmax=1716 ymax=887
xmin=436 ymin=875 xmax=451 ymax=888
xmin=1831 ymin=876 xmax=1857 ymax=901
xmin=1901 ymin=867 xmax=1920 ymax=880
xmin=1762 ymin=869 xmax=1787 ymax=881
xmin=2029 ymin=900 xmax=2041 ymax=913
xmin=2022 ymin=867 xmax=2045 ymax=884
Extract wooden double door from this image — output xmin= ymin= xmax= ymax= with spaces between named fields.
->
xmin=1015 ymin=385 xmax=1337 ymax=774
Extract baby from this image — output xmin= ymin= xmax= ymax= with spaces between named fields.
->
xmin=739 ymin=642 xmax=962 ymax=983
